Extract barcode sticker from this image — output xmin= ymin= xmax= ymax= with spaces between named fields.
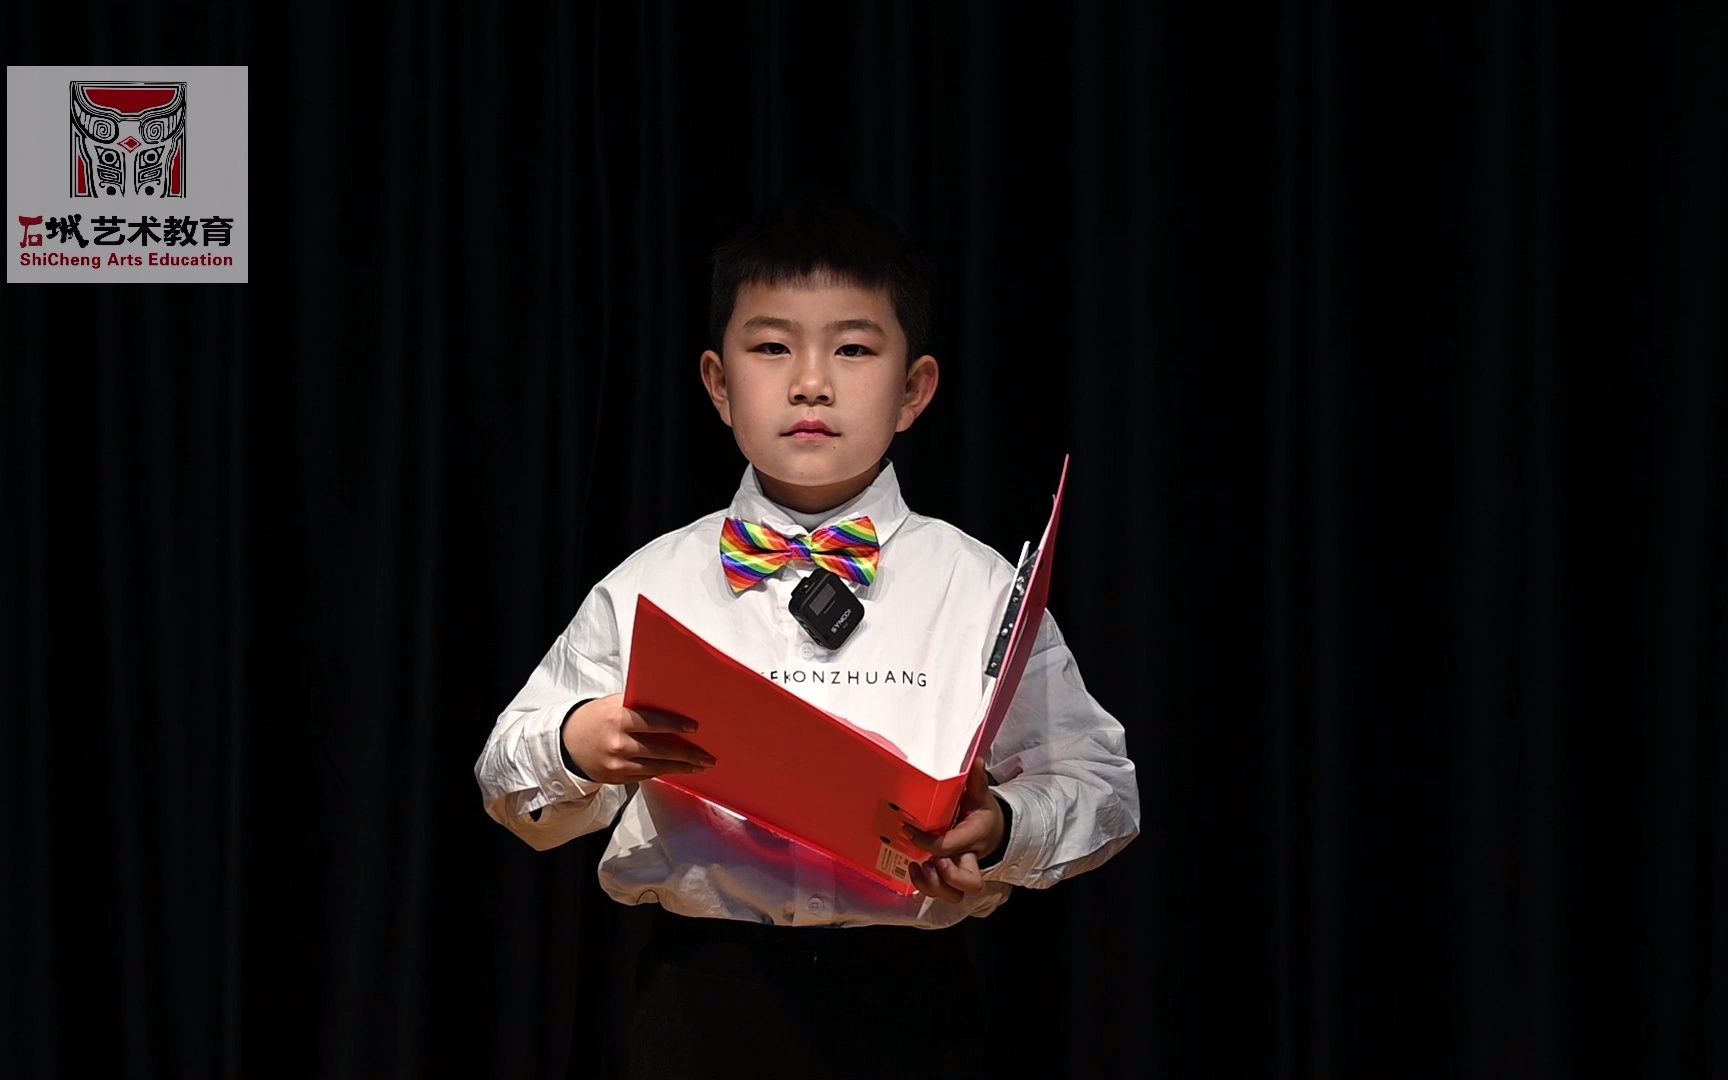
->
xmin=876 ymin=843 xmax=912 ymax=882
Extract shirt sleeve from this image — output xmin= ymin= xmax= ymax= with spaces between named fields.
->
xmin=978 ymin=611 xmax=1141 ymax=889
xmin=472 ymin=585 xmax=634 ymax=851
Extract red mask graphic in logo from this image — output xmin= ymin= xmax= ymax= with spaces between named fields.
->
xmin=70 ymin=81 xmax=186 ymax=198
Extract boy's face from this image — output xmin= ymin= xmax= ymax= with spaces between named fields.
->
xmin=700 ymin=275 xmax=938 ymax=514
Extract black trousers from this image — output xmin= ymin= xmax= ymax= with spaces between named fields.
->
xmin=625 ymin=909 xmax=987 ymax=1079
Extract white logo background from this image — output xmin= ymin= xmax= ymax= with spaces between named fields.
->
xmin=6 ymin=65 xmax=248 ymax=284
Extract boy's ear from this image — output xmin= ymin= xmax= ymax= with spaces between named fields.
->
xmin=895 ymin=354 xmax=939 ymax=433
xmin=699 ymin=350 xmax=733 ymax=427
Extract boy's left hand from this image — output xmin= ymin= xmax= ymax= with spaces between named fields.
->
xmin=902 ymin=757 xmax=1005 ymax=902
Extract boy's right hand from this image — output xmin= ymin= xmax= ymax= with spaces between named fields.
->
xmin=561 ymin=693 xmax=715 ymax=784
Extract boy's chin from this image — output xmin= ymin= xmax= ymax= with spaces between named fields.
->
xmin=750 ymin=455 xmax=885 ymax=507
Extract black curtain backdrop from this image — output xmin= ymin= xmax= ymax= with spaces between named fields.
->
xmin=6 ymin=3 xmax=1724 ymax=1077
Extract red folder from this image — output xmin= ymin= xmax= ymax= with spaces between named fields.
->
xmin=622 ymin=455 xmax=1070 ymax=895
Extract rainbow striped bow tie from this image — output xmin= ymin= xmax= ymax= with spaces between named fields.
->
xmin=719 ymin=515 xmax=880 ymax=595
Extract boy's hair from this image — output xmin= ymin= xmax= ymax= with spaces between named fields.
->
xmin=708 ymin=192 xmax=935 ymax=365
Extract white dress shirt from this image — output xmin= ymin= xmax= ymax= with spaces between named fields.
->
xmin=473 ymin=461 xmax=1140 ymax=928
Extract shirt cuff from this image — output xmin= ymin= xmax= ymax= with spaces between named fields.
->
xmin=560 ymin=699 xmax=597 ymax=780
xmin=979 ymin=781 xmax=1049 ymax=887
xmin=526 ymin=698 xmax=604 ymax=804
xmin=979 ymin=791 xmax=1014 ymax=871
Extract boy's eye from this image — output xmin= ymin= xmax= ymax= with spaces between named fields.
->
xmin=754 ymin=342 xmax=790 ymax=355
xmin=837 ymin=344 xmax=873 ymax=358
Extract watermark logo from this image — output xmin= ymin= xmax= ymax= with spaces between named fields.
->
xmin=8 ymin=65 xmax=246 ymax=283
xmin=70 ymin=81 xmax=186 ymax=198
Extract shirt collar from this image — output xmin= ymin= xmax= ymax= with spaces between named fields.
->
xmin=727 ymin=459 xmax=911 ymax=546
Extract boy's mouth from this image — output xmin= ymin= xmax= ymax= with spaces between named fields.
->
xmin=785 ymin=420 xmax=837 ymax=438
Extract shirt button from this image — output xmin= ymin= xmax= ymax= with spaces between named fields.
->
xmin=550 ymin=781 xmax=566 ymax=796
xmin=800 ymin=644 xmax=815 ymax=659
xmin=807 ymin=896 xmax=825 ymax=913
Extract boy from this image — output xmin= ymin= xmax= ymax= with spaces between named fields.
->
xmin=473 ymin=196 xmax=1139 ymax=1078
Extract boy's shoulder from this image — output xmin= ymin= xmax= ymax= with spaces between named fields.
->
xmin=885 ymin=512 xmax=1027 ymax=615
xmin=895 ymin=510 xmax=1018 ymax=580
xmin=597 ymin=507 xmax=732 ymax=587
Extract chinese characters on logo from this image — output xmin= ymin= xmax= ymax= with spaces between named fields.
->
xmin=17 ymin=213 xmax=233 ymax=249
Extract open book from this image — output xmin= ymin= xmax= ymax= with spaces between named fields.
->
xmin=622 ymin=455 xmax=1071 ymax=895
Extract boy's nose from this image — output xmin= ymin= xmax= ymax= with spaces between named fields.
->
xmin=789 ymin=354 xmax=833 ymax=403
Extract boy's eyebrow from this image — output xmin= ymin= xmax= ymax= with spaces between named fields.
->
xmin=827 ymin=318 xmax=887 ymax=335
xmin=739 ymin=315 xmax=888 ymax=336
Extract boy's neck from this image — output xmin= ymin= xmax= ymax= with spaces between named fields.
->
xmin=755 ymin=460 xmax=884 ymax=518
